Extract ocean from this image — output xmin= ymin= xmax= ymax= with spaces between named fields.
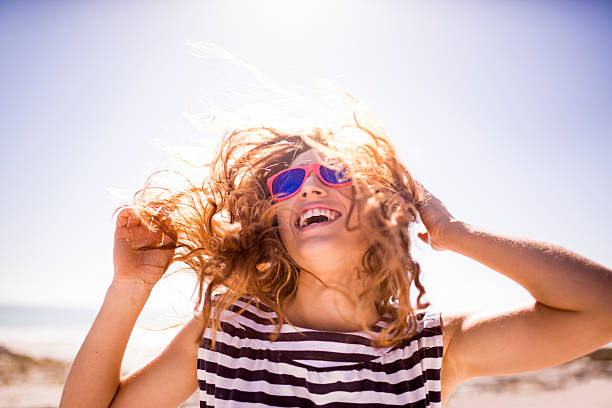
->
xmin=0 ymin=304 xmax=187 ymax=372
xmin=2 ymin=303 xmax=611 ymax=368
xmin=1 ymin=304 xmax=610 ymax=408
xmin=0 ymin=304 xmax=200 ymax=407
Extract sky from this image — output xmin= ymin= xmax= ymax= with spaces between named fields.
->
xmin=1 ymin=0 xmax=611 ymax=321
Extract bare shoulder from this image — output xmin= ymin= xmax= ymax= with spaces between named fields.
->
xmin=438 ymin=309 xmax=472 ymax=407
xmin=438 ymin=301 xmax=612 ymax=408
xmin=439 ymin=309 xmax=470 ymax=359
xmin=183 ymin=310 xmax=208 ymax=345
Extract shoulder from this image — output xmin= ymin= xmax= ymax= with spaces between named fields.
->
xmin=438 ymin=309 xmax=473 ymax=403
xmin=439 ymin=309 xmax=470 ymax=360
xmin=181 ymin=310 xmax=209 ymax=347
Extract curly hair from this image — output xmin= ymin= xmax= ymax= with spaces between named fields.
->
xmin=124 ymin=104 xmax=429 ymax=349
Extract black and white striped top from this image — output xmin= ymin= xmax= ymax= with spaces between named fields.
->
xmin=197 ymin=296 xmax=444 ymax=407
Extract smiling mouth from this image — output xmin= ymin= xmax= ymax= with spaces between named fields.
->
xmin=295 ymin=208 xmax=342 ymax=230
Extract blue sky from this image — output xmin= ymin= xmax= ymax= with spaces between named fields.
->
xmin=1 ymin=0 xmax=610 ymax=317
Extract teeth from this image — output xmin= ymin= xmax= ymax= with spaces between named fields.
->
xmin=298 ymin=208 xmax=340 ymax=228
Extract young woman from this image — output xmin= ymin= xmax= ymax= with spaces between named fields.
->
xmin=60 ymin=111 xmax=612 ymax=408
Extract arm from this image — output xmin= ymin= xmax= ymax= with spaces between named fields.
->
xmin=442 ymin=222 xmax=612 ymax=380
xmin=60 ymin=207 xmax=200 ymax=407
xmin=59 ymin=281 xmax=150 ymax=406
xmin=414 ymin=182 xmax=612 ymax=381
xmin=109 ymin=312 xmax=203 ymax=407
xmin=443 ymin=222 xmax=612 ymax=314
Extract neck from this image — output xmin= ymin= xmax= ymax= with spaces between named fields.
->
xmin=281 ymin=268 xmax=380 ymax=332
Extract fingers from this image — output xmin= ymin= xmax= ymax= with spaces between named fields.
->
xmin=115 ymin=207 xmax=144 ymax=229
xmin=115 ymin=208 xmax=141 ymax=242
xmin=122 ymin=211 xmax=177 ymax=250
xmin=116 ymin=207 xmax=130 ymax=228
xmin=149 ymin=206 xmax=178 ymax=245
xmin=117 ymin=207 xmax=156 ymax=231
xmin=115 ymin=205 xmax=177 ymax=249
xmin=414 ymin=179 xmax=433 ymax=200
xmin=115 ymin=208 xmax=133 ymax=241
xmin=115 ymin=208 xmax=146 ymax=244
xmin=413 ymin=179 xmax=428 ymax=210
xmin=128 ymin=214 xmax=141 ymax=228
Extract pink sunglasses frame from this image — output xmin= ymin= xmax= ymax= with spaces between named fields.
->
xmin=266 ymin=163 xmax=352 ymax=202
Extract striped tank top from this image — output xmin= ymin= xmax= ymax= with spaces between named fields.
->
xmin=197 ymin=296 xmax=444 ymax=407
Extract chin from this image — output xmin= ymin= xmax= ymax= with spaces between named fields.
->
xmin=293 ymin=239 xmax=359 ymax=268
xmin=295 ymin=241 xmax=333 ymax=261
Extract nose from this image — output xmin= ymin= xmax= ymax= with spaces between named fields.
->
xmin=299 ymin=171 xmax=327 ymax=199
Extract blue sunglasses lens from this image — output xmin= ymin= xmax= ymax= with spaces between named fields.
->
xmin=320 ymin=165 xmax=351 ymax=184
xmin=272 ymin=168 xmax=306 ymax=198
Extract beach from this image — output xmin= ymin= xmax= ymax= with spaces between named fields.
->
xmin=0 ymin=345 xmax=199 ymax=408
xmin=447 ymin=348 xmax=612 ymax=407
xmin=1 ymin=343 xmax=610 ymax=408
xmin=0 ymin=304 xmax=197 ymax=407
xmin=1 ymin=304 xmax=610 ymax=407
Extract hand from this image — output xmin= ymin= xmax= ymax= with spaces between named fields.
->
xmin=414 ymin=180 xmax=457 ymax=251
xmin=113 ymin=207 xmax=176 ymax=289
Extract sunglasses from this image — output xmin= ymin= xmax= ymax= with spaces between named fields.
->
xmin=266 ymin=163 xmax=352 ymax=201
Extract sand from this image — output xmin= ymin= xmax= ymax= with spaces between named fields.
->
xmin=1 ymin=346 xmax=610 ymax=408
xmin=447 ymin=348 xmax=612 ymax=407
xmin=448 ymin=378 xmax=612 ymax=408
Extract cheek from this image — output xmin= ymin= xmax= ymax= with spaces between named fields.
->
xmin=276 ymin=207 xmax=293 ymax=229
xmin=276 ymin=208 xmax=295 ymax=245
xmin=337 ymin=187 xmax=358 ymax=226
xmin=338 ymin=185 xmax=353 ymax=200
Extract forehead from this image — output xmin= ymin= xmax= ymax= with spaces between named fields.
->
xmin=290 ymin=149 xmax=324 ymax=166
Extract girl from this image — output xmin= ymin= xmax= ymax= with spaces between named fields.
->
xmin=60 ymin=108 xmax=612 ymax=408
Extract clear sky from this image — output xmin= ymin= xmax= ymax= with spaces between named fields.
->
xmin=1 ymin=0 xmax=610 ymax=319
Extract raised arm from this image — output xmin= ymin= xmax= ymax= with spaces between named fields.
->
xmin=414 ymin=182 xmax=612 ymax=383
xmin=60 ymin=207 xmax=200 ymax=407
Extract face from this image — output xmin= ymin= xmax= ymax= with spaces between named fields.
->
xmin=274 ymin=149 xmax=368 ymax=278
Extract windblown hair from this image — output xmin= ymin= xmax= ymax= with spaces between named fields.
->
xmin=123 ymin=105 xmax=429 ymax=349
